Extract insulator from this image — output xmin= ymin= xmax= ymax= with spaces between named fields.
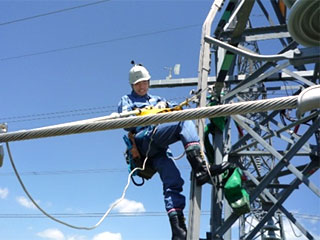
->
xmin=287 ymin=0 xmax=320 ymax=47
xmin=262 ymin=235 xmax=282 ymax=240
xmin=255 ymin=156 xmax=262 ymax=172
xmin=283 ymin=0 xmax=296 ymax=8
xmin=263 ymin=224 xmax=280 ymax=231
xmin=262 ymin=219 xmax=282 ymax=240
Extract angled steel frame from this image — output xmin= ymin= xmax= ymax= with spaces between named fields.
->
xmin=150 ymin=1 xmax=319 ymax=239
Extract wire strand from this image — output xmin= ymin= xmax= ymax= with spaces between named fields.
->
xmin=0 ymin=95 xmax=299 ymax=143
xmin=0 ymin=0 xmax=111 ymax=27
xmin=0 ymin=24 xmax=200 ymax=62
xmin=0 ymin=97 xmax=186 ymax=124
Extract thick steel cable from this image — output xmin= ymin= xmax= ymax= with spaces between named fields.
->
xmin=5 ymin=126 xmax=158 ymax=230
xmin=0 ymin=96 xmax=298 ymax=143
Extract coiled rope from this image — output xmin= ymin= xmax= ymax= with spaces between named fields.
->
xmin=0 ymin=96 xmax=298 ymax=143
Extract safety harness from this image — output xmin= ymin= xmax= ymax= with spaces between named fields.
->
xmin=123 ymin=132 xmax=156 ymax=186
xmin=122 ymin=98 xmax=192 ymax=186
xmin=122 ymin=90 xmax=207 ymax=186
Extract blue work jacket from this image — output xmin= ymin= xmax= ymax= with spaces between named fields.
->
xmin=118 ymin=90 xmax=176 ymax=133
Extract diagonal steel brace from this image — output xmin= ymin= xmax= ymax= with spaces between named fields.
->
xmin=213 ymin=116 xmax=320 ymax=238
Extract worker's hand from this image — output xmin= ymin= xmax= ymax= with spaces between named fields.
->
xmin=155 ymin=101 xmax=167 ymax=109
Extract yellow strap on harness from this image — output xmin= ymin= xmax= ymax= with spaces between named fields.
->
xmin=137 ymin=106 xmax=181 ymax=116
xmin=136 ymin=99 xmax=188 ymax=116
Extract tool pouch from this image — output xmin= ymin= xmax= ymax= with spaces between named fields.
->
xmin=223 ymin=167 xmax=250 ymax=215
xmin=123 ymin=133 xmax=156 ymax=183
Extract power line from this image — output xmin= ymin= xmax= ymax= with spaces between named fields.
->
xmin=0 ymin=107 xmax=116 ymax=123
xmin=4 ymin=89 xmax=294 ymax=124
xmin=0 ymin=0 xmax=111 ymax=27
xmin=0 ymin=211 xmax=211 ymax=219
xmin=0 ymin=97 xmax=186 ymax=124
xmin=0 ymin=168 xmax=127 ymax=176
xmin=0 ymin=211 xmax=318 ymax=220
xmin=0 ymin=166 xmax=191 ymax=176
xmin=0 ymin=24 xmax=200 ymax=62
xmin=0 ymin=110 xmax=113 ymax=124
xmin=0 ymin=105 xmax=116 ymax=121
xmin=0 ymin=95 xmax=299 ymax=142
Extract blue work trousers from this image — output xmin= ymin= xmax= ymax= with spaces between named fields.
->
xmin=134 ymin=120 xmax=199 ymax=212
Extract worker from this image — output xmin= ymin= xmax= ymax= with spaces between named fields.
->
xmin=118 ymin=62 xmax=225 ymax=240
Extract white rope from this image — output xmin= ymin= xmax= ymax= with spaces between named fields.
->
xmin=5 ymin=125 xmax=158 ymax=230
xmin=1 ymin=95 xmax=306 ymax=230
xmin=0 ymin=96 xmax=298 ymax=143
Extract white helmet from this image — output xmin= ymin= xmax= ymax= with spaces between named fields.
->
xmin=129 ymin=63 xmax=151 ymax=85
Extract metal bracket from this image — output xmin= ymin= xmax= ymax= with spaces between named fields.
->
xmin=204 ymin=35 xmax=320 ymax=64
xmin=0 ymin=123 xmax=7 ymax=167
xmin=204 ymin=35 xmax=296 ymax=61
xmin=296 ymin=85 xmax=320 ymax=118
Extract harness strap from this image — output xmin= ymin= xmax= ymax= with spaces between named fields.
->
xmin=128 ymin=132 xmax=141 ymax=160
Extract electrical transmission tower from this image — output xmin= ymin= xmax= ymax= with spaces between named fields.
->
xmin=151 ymin=0 xmax=319 ymax=239
xmin=0 ymin=0 xmax=317 ymax=238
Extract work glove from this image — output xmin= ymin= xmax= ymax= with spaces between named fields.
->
xmin=155 ymin=101 xmax=167 ymax=109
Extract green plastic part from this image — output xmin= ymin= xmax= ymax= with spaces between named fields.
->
xmin=223 ymin=168 xmax=250 ymax=215
xmin=203 ymin=96 xmax=226 ymax=163
xmin=207 ymin=99 xmax=226 ymax=132
xmin=221 ymin=53 xmax=235 ymax=71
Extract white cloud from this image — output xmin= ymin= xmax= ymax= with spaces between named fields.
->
xmin=92 ymin=232 xmax=122 ymax=240
xmin=0 ymin=187 xmax=8 ymax=199
xmin=16 ymin=196 xmax=38 ymax=209
xmin=282 ymin=218 xmax=320 ymax=240
xmin=111 ymin=198 xmax=145 ymax=213
xmin=234 ymin=215 xmax=320 ymax=240
xmin=37 ymin=228 xmax=65 ymax=240
xmin=283 ymin=219 xmax=307 ymax=240
xmin=66 ymin=235 xmax=87 ymax=240
xmin=309 ymin=218 xmax=318 ymax=225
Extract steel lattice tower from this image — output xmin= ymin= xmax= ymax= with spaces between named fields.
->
xmin=150 ymin=0 xmax=319 ymax=239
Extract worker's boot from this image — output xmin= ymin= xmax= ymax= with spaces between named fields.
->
xmin=210 ymin=161 xmax=231 ymax=175
xmin=186 ymin=145 xmax=210 ymax=185
xmin=169 ymin=210 xmax=187 ymax=240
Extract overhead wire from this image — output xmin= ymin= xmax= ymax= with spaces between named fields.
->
xmin=0 ymin=24 xmax=201 ymax=62
xmin=0 ymin=85 xmax=297 ymax=125
xmin=0 ymin=166 xmax=191 ymax=177
xmin=0 ymin=97 xmax=187 ymax=124
xmin=0 ymin=105 xmax=117 ymax=121
xmin=0 ymin=211 xmax=212 ymax=219
xmin=0 ymin=95 xmax=299 ymax=143
xmin=5 ymin=124 xmax=159 ymax=230
xmin=1 ymin=1 xmax=317 ymax=236
xmin=0 ymin=0 xmax=111 ymax=27
xmin=0 ymin=108 xmax=115 ymax=124
xmin=0 ymin=1 xmax=199 ymax=62
xmin=0 ymin=168 xmax=127 ymax=176
xmin=0 ymin=211 xmax=317 ymax=220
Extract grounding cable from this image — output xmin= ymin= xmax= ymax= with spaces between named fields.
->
xmin=5 ymin=125 xmax=158 ymax=230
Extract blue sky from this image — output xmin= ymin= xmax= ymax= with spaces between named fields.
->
xmin=0 ymin=1 xmax=319 ymax=240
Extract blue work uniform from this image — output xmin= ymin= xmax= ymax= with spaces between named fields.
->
xmin=118 ymin=90 xmax=200 ymax=212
